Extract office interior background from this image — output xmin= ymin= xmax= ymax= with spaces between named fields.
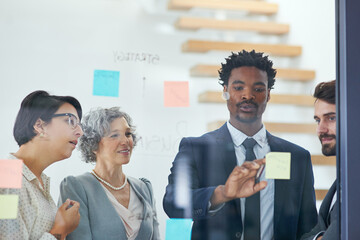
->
xmin=0 ymin=0 xmax=335 ymax=238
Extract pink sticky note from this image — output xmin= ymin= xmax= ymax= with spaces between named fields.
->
xmin=164 ymin=81 xmax=190 ymax=107
xmin=0 ymin=160 xmax=23 ymax=189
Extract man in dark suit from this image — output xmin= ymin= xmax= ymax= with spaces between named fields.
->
xmin=163 ymin=50 xmax=317 ymax=240
xmin=301 ymin=80 xmax=338 ymax=240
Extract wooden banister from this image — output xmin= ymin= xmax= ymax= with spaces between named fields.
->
xmin=190 ymin=64 xmax=315 ymax=81
xmin=315 ymin=189 xmax=329 ymax=201
xmin=182 ymin=40 xmax=302 ymax=57
xmin=199 ymin=91 xmax=314 ymax=106
xmin=265 ymin=122 xmax=316 ymax=133
xmin=270 ymin=94 xmax=314 ymax=106
xmin=168 ymin=0 xmax=278 ymax=15
xmin=176 ymin=17 xmax=289 ymax=35
xmin=311 ymin=155 xmax=336 ymax=166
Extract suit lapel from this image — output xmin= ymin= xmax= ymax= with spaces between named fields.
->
xmin=215 ymin=124 xmax=238 ymax=176
xmin=86 ymin=173 xmax=127 ymax=235
xmin=215 ymin=123 xmax=241 ymax=216
xmin=128 ymin=178 xmax=152 ymax=240
xmin=320 ymin=180 xmax=337 ymax=226
xmin=266 ymin=132 xmax=288 ymax=235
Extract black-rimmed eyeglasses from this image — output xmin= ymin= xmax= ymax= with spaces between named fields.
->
xmin=51 ymin=113 xmax=82 ymax=130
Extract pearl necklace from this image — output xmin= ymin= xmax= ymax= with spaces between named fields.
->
xmin=91 ymin=170 xmax=127 ymax=191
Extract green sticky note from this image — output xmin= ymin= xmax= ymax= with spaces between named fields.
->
xmin=0 ymin=195 xmax=19 ymax=219
xmin=265 ymin=152 xmax=291 ymax=179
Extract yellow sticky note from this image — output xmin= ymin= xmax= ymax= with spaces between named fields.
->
xmin=0 ymin=195 xmax=19 ymax=219
xmin=164 ymin=81 xmax=190 ymax=107
xmin=265 ymin=152 xmax=291 ymax=179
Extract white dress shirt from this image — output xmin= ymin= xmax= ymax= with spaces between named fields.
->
xmin=227 ymin=121 xmax=274 ymax=240
xmin=101 ymin=183 xmax=143 ymax=240
xmin=0 ymin=155 xmax=57 ymax=240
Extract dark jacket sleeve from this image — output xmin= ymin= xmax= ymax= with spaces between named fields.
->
xmin=301 ymin=219 xmax=326 ymax=240
xmin=301 ymin=182 xmax=339 ymax=240
xmin=163 ymin=137 xmax=217 ymax=220
xmin=301 ymin=210 xmax=338 ymax=240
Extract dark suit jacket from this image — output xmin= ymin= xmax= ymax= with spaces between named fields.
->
xmin=301 ymin=180 xmax=338 ymax=240
xmin=163 ymin=124 xmax=317 ymax=240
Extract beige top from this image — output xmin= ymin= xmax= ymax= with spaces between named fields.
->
xmin=101 ymin=183 xmax=143 ymax=240
xmin=0 ymin=155 xmax=57 ymax=240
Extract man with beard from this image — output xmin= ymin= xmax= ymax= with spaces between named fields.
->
xmin=163 ymin=50 xmax=317 ymax=240
xmin=301 ymin=80 xmax=338 ymax=240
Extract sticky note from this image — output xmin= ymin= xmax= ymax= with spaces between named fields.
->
xmin=265 ymin=152 xmax=291 ymax=179
xmin=0 ymin=195 xmax=19 ymax=219
xmin=165 ymin=218 xmax=193 ymax=240
xmin=164 ymin=81 xmax=189 ymax=107
xmin=93 ymin=70 xmax=120 ymax=97
xmin=0 ymin=159 xmax=23 ymax=188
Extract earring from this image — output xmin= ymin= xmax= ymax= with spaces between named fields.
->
xmin=222 ymin=92 xmax=230 ymax=100
xmin=40 ymin=132 xmax=44 ymax=137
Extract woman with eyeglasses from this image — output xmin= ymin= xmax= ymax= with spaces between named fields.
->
xmin=59 ymin=107 xmax=160 ymax=240
xmin=0 ymin=90 xmax=83 ymax=240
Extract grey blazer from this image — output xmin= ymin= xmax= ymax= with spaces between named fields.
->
xmin=59 ymin=173 xmax=160 ymax=240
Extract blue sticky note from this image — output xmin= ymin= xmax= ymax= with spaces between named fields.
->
xmin=165 ymin=218 xmax=193 ymax=240
xmin=93 ymin=70 xmax=120 ymax=97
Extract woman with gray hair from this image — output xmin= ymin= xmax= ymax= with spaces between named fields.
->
xmin=59 ymin=107 xmax=160 ymax=240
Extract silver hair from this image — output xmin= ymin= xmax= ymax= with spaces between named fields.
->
xmin=78 ymin=107 xmax=138 ymax=163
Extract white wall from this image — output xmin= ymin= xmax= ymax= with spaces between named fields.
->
xmin=0 ymin=0 xmax=335 ymax=238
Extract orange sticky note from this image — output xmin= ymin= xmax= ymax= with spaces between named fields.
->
xmin=0 ymin=159 xmax=23 ymax=189
xmin=164 ymin=81 xmax=190 ymax=107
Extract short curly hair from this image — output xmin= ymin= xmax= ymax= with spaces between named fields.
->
xmin=218 ymin=50 xmax=277 ymax=89
xmin=79 ymin=107 xmax=138 ymax=163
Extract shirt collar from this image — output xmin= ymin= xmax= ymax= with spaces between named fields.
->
xmin=9 ymin=153 xmax=51 ymax=193
xmin=226 ymin=121 xmax=267 ymax=148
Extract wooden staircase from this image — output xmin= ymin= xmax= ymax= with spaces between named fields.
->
xmin=167 ymin=0 xmax=332 ymax=200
